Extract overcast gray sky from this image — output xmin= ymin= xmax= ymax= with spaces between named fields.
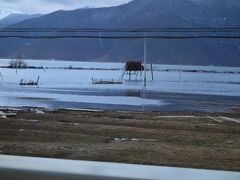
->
xmin=0 ymin=0 xmax=132 ymax=14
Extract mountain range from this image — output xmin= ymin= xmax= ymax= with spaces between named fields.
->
xmin=0 ymin=0 xmax=240 ymax=66
xmin=0 ymin=8 xmax=22 ymax=20
xmin=0 ymin=13 xmax=42 ymax=28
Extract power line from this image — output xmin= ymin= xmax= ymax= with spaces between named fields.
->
xmin=1 ymin=27 xmax=240 ymax=33
xmin=1 ymin=35 xmax=240 ymax=39
xmin=1 ymin=27 xmax=240 ymax=39
xmin=3 ymin=27 xmax=240 ymax=30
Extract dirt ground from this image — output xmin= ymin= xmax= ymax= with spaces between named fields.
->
xmin=0 ymin=108 xmax=240 ymax=171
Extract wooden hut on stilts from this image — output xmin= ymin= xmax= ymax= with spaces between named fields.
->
xmin=121 ymin=60 xmax=144 ymax=80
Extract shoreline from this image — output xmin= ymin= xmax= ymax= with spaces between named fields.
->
xmin=2 ymin=65 xmax=240 ymax=74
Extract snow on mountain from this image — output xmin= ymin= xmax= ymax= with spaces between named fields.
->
xmin=0 ymin=8 xmax=23 ymax=20
xmin=81 ymin=5 xmax=95 ymax=9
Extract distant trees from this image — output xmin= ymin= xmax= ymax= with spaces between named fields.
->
xmin=8 ymin=59 xmax=27 ymax=69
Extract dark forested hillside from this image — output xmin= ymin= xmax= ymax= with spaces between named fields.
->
xmin=0 ymin=0 xmax=240 ymax=66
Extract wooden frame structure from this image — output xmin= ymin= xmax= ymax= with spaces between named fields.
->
xmin=19 ymin=76 xmax=40 ymax=86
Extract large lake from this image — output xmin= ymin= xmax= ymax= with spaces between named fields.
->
xmin=1 ymin=59 xmax=240 ymax=111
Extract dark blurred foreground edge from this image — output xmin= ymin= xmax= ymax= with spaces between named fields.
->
xmin=0 ymin=155 xmax=239 ymax=180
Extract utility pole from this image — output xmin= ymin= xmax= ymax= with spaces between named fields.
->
xmin=16 ymin=59 xmax=18 ymax=74
xmin=142 ymin=35 xmax=148 ymax=111
xmin=144 ymin=35 xmax=147 ymax=87
xmin=0 ymin=72 xmax=3 ymax=81
xmin=179 ymin=58 xmax=182 ymax=81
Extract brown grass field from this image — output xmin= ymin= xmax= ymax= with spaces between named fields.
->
xmin=0 ymin=108 xmax=240 ymax=171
